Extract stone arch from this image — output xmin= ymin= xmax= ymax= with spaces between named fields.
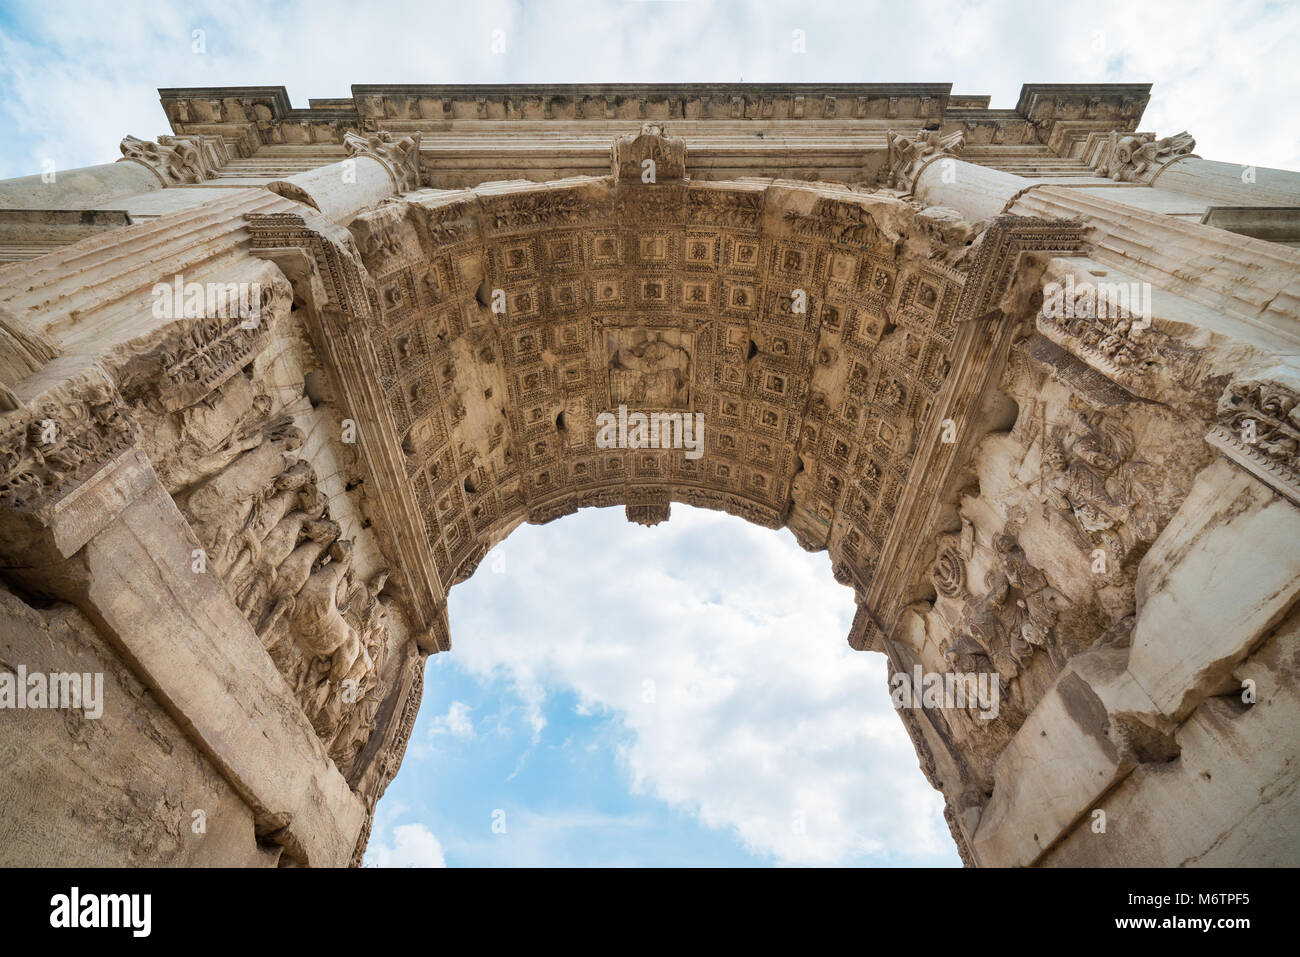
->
xmin=235 ymin=153 xmax=1094 ymax=865
xmin=3 ymin=102 xmax=1295 ymax=868
xmin=249 ymin=153 xmax=1085 ymax=673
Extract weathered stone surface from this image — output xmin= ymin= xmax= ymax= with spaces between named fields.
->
xmin=1129 ymin=458 xmax=1300 ymax=721
xmin=971 ymin=645 xmax=1173 ymax=866
xmin=1041 ymin=605 xmax=1300 ymax=866
xmin=0 ymin=583 xmax=276 ymax=867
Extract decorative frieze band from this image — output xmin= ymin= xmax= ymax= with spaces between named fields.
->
xmin=0 ymin=379 xmax=137 ymax=514
xmin=1207 ymin=376 xmax=1300 ymax=506
xmin=245 ymin=209 xmax=446 ymax=651
xmin=156 ymin=313 xmax=275 ymax=412
xmin=955 ymin=216 xmax=1089 ymax=323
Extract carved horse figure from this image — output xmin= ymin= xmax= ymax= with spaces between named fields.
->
xmin=251 ymin=518 xmax=340 ymax=642
xmin=287 ymin=540 xmax=374 ymax=687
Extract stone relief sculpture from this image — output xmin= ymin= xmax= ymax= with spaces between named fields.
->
xmin=608 ymin=329 xmax=692 ymax=408
xmin=176 ymin=401 xmax=394 ymax=771
xmin=151 ymin=346 xmax=396 ymax=776
xmin=1041 ymin=409 xmax=1160 ymax=575
xmin=1093 ymin=130 xmax=1195 ymax=182
xmin=160 ymin=394 xmax=275 ymax=492
xmin=225 ymin=470 xmax=322 ymax=583
xmin=946 ymin=527 xmax=1067 ymax=684
xmin=930 ymin=518 xmax=976 ymax=600
xmin=612 ymin=123 xmax=687 ymax=182
xmin=286 ymin=540 xmax=375 ymax=685
xmin=181 ymin=416 xmax=306 ymax=564
xmin=249 ymin=517 xmax=341 ymax=634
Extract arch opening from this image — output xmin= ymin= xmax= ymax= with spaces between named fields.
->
xmin=369 ymin=504 xmax=960 ymax=867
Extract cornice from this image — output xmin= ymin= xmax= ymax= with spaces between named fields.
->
xmin=157 ymin=82 xmax=1153 ymax=155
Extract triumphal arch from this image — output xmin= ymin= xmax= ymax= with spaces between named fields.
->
xmin=0 ymin=83 xmax=1297 ymax=867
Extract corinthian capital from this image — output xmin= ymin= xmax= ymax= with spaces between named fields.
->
xmin=882 ymin=129 xmax=965 ymax=192
xmin=118 ymin=134 xmax=226 ymax=185
xmin=343 ymin=130 xmax=422 ymax=193
xmin=1088 ymin=130 xmax=1196 ymax=183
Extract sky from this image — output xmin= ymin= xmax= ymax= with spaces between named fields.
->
xmin=1 ymin=0 xmax=1294 ymax=867
xmin=366 ymin=505 xmax=956 ymax=867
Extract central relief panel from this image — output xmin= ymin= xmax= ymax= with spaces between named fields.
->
xmin=606 ymin=326 xmax=693 ymax=409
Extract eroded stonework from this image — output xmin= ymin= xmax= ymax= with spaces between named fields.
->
xmin=1 ymin=82 xmax=1298 ymax=868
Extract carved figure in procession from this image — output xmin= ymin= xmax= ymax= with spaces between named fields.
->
xmin=182 ymin=416 xmax=305 ymax=560
xmin=251 ymin=517 xmax=342 ymax=642
xmin=289 ymin=540 xmax=375 ymax=686
xmin=1042 ymin=409 xmax=1159 ymax=573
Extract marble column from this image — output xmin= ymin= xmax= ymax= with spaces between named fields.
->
xmin=1007 ymin=184 xmax=1300 ymax=339
xmin=267 ymin=131 xmax=422 ymax=225
xmin=907 ymin=152 xmax=1300 ymax=341
xmin=267 ymin=155 xmax=396 ymax=224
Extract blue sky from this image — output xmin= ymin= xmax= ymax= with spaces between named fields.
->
xmin=2 ymin=0 xmax=1294 ymax=867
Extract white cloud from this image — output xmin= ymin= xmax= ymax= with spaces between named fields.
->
xmin=447 ymin=506 xmax=957 ymax=866
xmin=428 ymin=700 xmax=476 ymax=739
xmin=364 ymin=823 xmax=448 ymax=868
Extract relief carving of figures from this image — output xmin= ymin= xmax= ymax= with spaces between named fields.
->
xmin=782 ymin=198 xmax=882 ymax=245
xmin=286 ymin=540 xmax=374 ymax=687
xmin=609 ymin=329 xmax=691 ymax=409
xmin=930 ymin=517 xmax=976 ymax=599
xmin=180 ymin=415 xmax=305 ymax=564
xmin=1093 ymin=130 xmax=1195 ymax=183
xmin=220 ymin=454 xmax=393 ymax=772
xmin=944 ymin=526 xmax=1066 ymax=684
xmin=1041 ymin=409 xmax=1159 ymax=575
xmin=286 ymin=559 xmax=391 ymax=773
xmin=248 ymin=517 xmax=341 ymax=637
xmin=225 ymin=467 xmax=324 ymax=589
xmin=159 ymin=389 xmax=274 ymax=493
